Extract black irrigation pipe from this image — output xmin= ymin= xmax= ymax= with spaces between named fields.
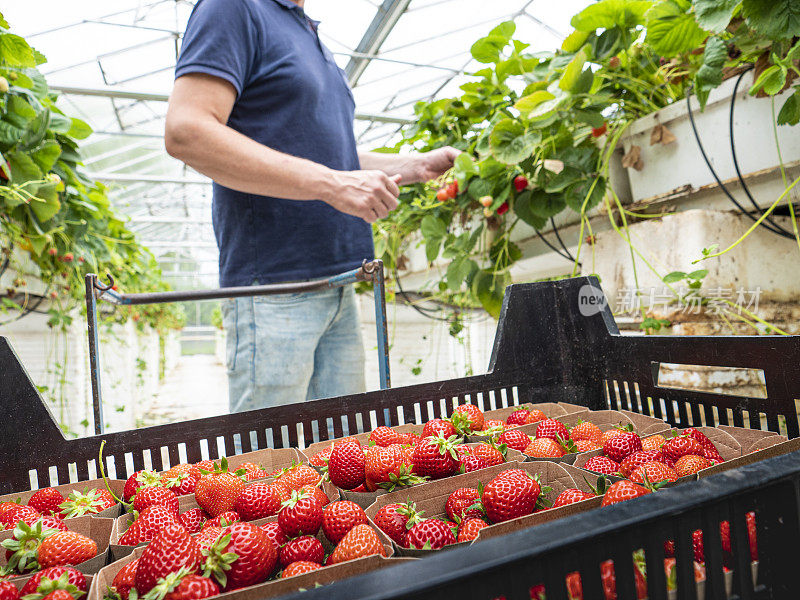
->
xmin=392 ymin=266 xmax=458 ymax=323
xmin=550 ymin=216 xmax=580 ymax=265
xmin=686 ymin=83 xmax=795 ymax=239
xmin=0 ymin=289 xmax=51 ymax=327
xmin=730 ymin=68 xmax=796 ymax=238
xmin=533 ymin=226 xmax=575 ymax=263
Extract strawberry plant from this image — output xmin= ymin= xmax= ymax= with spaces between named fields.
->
xmin=0 ymin=13 xmax=183 ymax=333
xmin=375 ymin=0 xmax=800 ymax=321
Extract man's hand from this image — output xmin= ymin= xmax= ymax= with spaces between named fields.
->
xmin=323 ymin=171 xmax=402 ymax=224
xmin=412 ymin=146 xmax=460 ymax=182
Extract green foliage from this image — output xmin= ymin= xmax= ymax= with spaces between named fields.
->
xmin=0 ymin=14 xmax=183 ymax=332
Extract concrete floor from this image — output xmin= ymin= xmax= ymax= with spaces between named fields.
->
xmin=139 ymin=354 xmax=228 ymax=427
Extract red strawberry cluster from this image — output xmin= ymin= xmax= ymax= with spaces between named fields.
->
xmin=372 ymin=468 xmax=557 ymax=551
xmin=580 ymin=427 xmax=725 ymax=485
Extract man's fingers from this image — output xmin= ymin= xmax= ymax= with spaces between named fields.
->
xmin=383 ymin=173 xmax=401 ymax=197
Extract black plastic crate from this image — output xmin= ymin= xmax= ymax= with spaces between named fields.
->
xmin=1 ymin=276 xmax=799 ymax=598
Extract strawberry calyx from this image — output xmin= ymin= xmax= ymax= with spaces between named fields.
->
xmin=200 ymin=533 xmax=238 ymax=589
xmin=483 ymin=438 xmax=508 ymax=458
xmin=376 ymin=465 xmax=428 ymax=492
xmin=140 ymin=567 xmax=194 ymax=600
xmin=161 ymin=473 xmax=188 ymax=489
xmin=397 ymin=502 xmax=424 ymax=530
xmin=428 ymin=434 xmax=463 ymax=460
xmin=21 ymin=572 xmax=86 ymax=600
xmin=555 ymin=435 xmax=578 ymax=454
xmin=582 ymin=474 xmax=610 ymax=496
xmin=612 ymin=423 xmax=635 ymax=433
xmin=280 ymin=489 xmax=311 ymax=511
xmin=449 ymin=412 xmax=475 ymax=436
xmin=1 ymin=519 xmax=59 ymax=574
xmin=198 ymin=457 xmax=247 ymax=482
xmin=59 ymin=488 xmax=114 ymax=518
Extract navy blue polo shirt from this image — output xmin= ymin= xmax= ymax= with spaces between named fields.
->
xmin=175 ymin=0 xmax=373 ymax=286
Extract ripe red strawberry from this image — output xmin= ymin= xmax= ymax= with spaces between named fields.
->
xmin=601 ymin=481 xmax=651 ymax=507
xmin=19 ymin=571 xmax=84 ymax=600
xmin=523 ymin=438 xmax=564 ymax=458
xmin=629 ymin=462 xmax=678 ymax=484
xmin=618 ymin=450 xmax=661 ymax=478
xmin=661 ymin=436 xmax=703 ymax=463
xmin=322 ymin=500 xmax=368 ymax=545
xmin=299 ymin=484 xmax=329 ymax=508
xmin=497 ymin=430 xmax=530 ymax=452
xmin=674 ymin=454 xmax=711 ymax=477
xmin=0 ymin=581 xmax=17 ymax=600
xmin=133 ymin=486 xmax=179 ymax=516
xmin=368 ymin=426 xmax=401 ymax=447
xmin=281 ymin=561 xmax=320 ymax=578
xmin=574 ymin=439 xmax=602 ymax=452
xmin=552 ymin=489 xmax=595 ymax=508
xmin=194 ymin=526 xmax=224 ymax=551
xmin=445 ymin=488 xmax=482 ymax=522
xmin=2 ymin=517 xmax=62 ymax=573
xmin=258 ymin=522 xmax=288 ymax=549
xmin=470 ymin=442 xmax=505 ymax=467
xmin=603 ymin=431 xmax=643 ymax=462
xmin=277 ymin=464 xmax=321 ymax=491
xmin=194 ymin=458 xmax=246 ymax=517
xmin=233 ymin=483 xmax=284 ymax=521
xmin=118 ymin=505 xmax=178 ymax=546
xmin=37 ymin=531 xmax=97 ymax=569
xmin=582 ymin=456 xmax=620 ymax=475
xmin=0 ymin=502 xmax=21 ymax=518
xmin=372 ymin=502 xmax=421 ymax=546
xmin=513 ymin=175 xmax=529 ymax=192
xmin=27 ymin=489 xmax=65 ymax=516
xmin=0 ymin=505 xmax=41 ymax=530
xmin=406 ymin=519 xmax=456 ymax=550
xmin=327 ymin=441 xmax=366 ymax=490
xmin=451 ymin=404 xmax=484 ymax=433
xmin=279 ymin=535 xmax=324 ymax=567
xmin=134 ymin=522 xmax=200 ymax=593
xmin=20 ymin=566 xmax=87 ymax=596
xmin=458 ymin=453 xmax=484 ymax=473
xmin=308 ymin=446 xmax=333 ymax=467
xmin=682 ymin=427 xmax=723 ymax=461
xmin=412 ymin=435 xmax=461 ymax=479
xmin=110 ymin=559 xmax=138 ymax=600
xmin=277 ymin=491 xmax=323 ymax=537
xmin=570 ymin=421 xmax=603 ymax=445
xmin=482 ymin=471 xmax=540 ymax=522
xmin=535 ymin=419 xmax=569 ymax=442
xmin=123 ymin=470 xmax=161 ymax=502
xmin=178 ymin=508 xmax=207 ymax=534
xmin=505 ymin=410 xmax=530 ymax=426
xmin=39 ymin=516 xmax=67 ymax=533
xmin=364 ymin=445 xmax=425 ymax=492
xmin=641 ymin=434 xmax=666 ymax=452
xmin=162 ymin=472 xmax=199 ymax=496
xmin=188 ymin=461 xmax=215 ymax=480
xmin=204 ymin=511 xmax=240 ymax=528
xmin=40 ymin=590 xmax=73 ymax=600
xmin=59 ymin=488 xmax=116 ymax=519
xmin=457 ymin=518 xmax=488 ymax=542
xmin=327 ymin=524 xmax=386 ymax=564
xmin=422 ymin=419 xmax=456 ymax=439
xmin=155 ymin=570 xmax=219 ymax=600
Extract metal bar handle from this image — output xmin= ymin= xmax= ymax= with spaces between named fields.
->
xmin=85 ymin=260 xmax=391 ymax=435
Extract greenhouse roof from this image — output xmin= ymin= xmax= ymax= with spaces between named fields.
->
xmin=4 ymin=0 xmax=590 ymax=284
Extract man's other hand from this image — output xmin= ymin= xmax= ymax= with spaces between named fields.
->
xmin=414 ymin=146 xmax=460 ymax=182
xmin=324 ymin=171 xmax=401 ymax=224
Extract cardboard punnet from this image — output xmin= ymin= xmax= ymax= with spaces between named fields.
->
xmin=0 ymin=479 xmax=126 ymax=519
xmin=90 ymin=538 xmax=411 ymax=600
xmin=112 ymin=478 xmax=340 ymax=561
xmin=338 ymin=444 xmax=525 ymax=510
xmin=481 ymin=402 xmax=588 ymax=424
xmin=0 ymin=515 xmax=113 ymax=575
xmin=364 ymin=460 xmax=589 ymax=556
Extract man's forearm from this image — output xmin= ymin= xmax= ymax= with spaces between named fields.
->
xmin=166 ymin=116 xmax=337 ymax=201
xmin=358 ymin=151 xmax=421 ymax=185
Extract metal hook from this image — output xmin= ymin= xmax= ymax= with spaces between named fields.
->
xmin=93 ymin=273 xmax=115 ymax=297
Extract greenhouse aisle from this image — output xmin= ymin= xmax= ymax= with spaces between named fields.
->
xmin=139 ymin=355 xmax=228 ymax=427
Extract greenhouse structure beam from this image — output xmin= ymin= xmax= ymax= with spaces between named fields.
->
xmin=344 ymin=0 xmax=412 ymax=86
xmin=50 ymin=86 xmax=414 ymax=125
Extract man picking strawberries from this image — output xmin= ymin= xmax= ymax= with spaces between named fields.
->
xmin=165 ymin=0 xmax=457 ymax=414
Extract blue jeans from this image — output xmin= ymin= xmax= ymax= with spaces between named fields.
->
xmin=221 ymin=285 xmax=366 ymax=414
